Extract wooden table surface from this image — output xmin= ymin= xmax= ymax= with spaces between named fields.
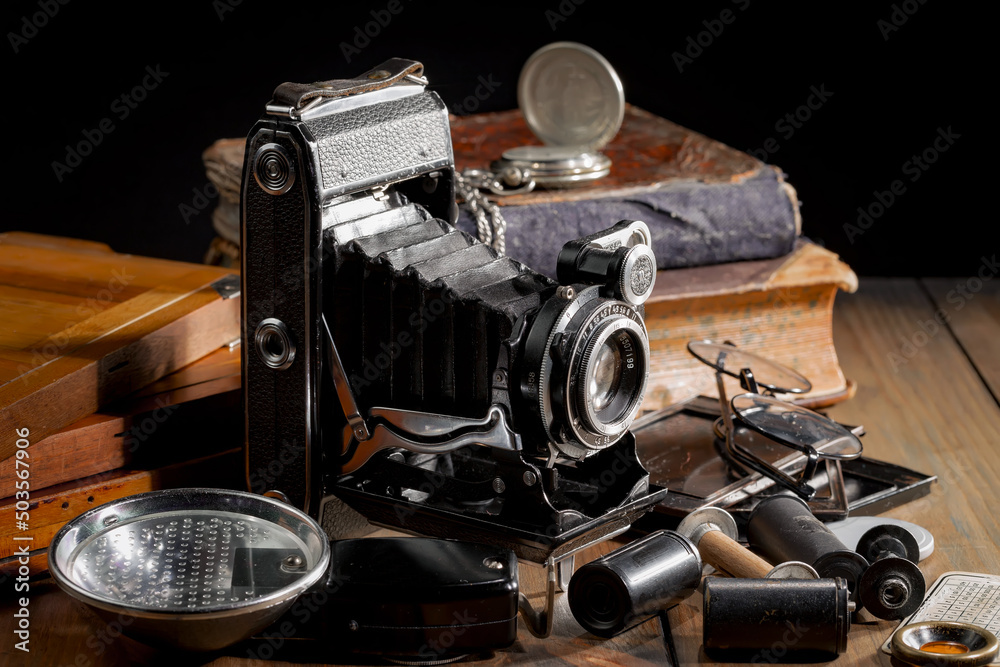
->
xmin=1 ymin=277 xmax=998 ymax=666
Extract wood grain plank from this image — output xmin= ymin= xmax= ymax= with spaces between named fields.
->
xmin=0 ymin=345 xmax=240 ymax=493
xmin=133 ymin=344 xmax=240 ymax=397
xmin=2 ymin=268 xmax=231 ymax=361
xmin=0 ymin=233 xmax=225 ymax=300
xmin=0 ymin=231 xmax=115 ymax=255
xmin=0 ymin=298 xmax=99 ymax=349
xmin=0 ymin=348 xmax=38 ymax=384
xmin=827 ymin=278 xmax=1000 ymax=666
xmin=0 ymin=288 xmax=238 ymax=459
xmin=922 ymin=277 xmax=1000 ymax=403
xmin=1 ymin=234 xmax=240 ymax=457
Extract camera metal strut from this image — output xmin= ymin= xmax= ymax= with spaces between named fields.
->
xmin=322 ymin=314 xmax=520 ymax=474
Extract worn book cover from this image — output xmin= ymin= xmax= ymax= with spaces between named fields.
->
xmin=203 ymin=104 xmax=801 ymax=276
xmin=450 ymin=105 xmax=801 ymax=277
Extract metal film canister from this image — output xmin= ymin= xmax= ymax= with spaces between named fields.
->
xmin=568 ymin=530 xmax=702 ymax=638
xmin=747 ymin=495 xmax=869 ymax=602
xmin=703 ymin=578 xmax=851 ymax=656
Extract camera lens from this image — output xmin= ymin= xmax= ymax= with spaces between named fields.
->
xmin=520 ymin=285 xmax=649 ymax=460
xmin=589 ymin=339 xmax=622 ymax=412
xmin=576 ymin=325 xmax=644 ymax=436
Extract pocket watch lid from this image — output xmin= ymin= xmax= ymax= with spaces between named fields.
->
xmin=518 ymin=42 xmax=625 ymax=151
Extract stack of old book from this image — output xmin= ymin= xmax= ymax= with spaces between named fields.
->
xmin=204 ymin=105 xmax=856 ymax=409
xmin=0 ymin=233 xmax=244 ymax=578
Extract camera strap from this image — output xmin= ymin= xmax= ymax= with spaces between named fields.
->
xmin=271 ymin=58 xmax=426 ymax=109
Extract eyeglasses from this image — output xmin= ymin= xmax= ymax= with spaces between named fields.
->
xmin=688 ymin=341 xmax=863 ymax=500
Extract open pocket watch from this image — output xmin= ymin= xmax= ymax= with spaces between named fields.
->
xmin=457 ymin=41 xmax=624 ymax=253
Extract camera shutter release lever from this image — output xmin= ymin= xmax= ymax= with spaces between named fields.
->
xmin=676 ymin=507 xmax=819 ymax=580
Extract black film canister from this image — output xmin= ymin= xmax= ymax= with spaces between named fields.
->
xmin=703 ymin=578 xmax=851 ymax=657
xmin=568 ymin=530 xmax=702 ymax=638
xmin=747 ymin=495 xmax=869 ymax=601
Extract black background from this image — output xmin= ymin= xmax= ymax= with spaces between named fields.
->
xmin=3 ymin=0 xmax=990 ymax=275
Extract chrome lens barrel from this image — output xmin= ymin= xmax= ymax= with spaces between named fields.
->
xmin=523 ymin=285 xmax=650 ymax=460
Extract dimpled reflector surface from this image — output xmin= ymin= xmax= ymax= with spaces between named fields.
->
xmin=67 ymin=510 xmax=310 ymax=611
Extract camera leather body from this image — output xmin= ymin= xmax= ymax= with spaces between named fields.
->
xmin=242 ymin=60 xmax=454 ymax=512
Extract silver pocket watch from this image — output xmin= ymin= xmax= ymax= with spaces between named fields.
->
xmin=458 ymin=42 xmax=625 ymax=253
xmin=495 ymin=41 xmax=623 ymax=188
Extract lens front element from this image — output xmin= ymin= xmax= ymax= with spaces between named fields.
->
xmin=574 ymin=317 xmax=646 ymax=445
xmin=589 ymin=339 xmax=622 ymax=412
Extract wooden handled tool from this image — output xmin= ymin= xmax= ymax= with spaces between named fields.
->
xmin=677 ymin=507 xmax=817 ymax=580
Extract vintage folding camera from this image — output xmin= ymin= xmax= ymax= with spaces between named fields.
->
xmin=241 ymin=59 xmax=665 ymax=564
